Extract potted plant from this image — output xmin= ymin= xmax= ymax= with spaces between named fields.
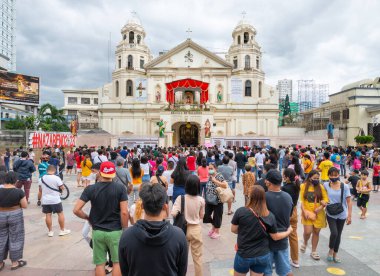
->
xmin=354 ymin=135 xmax=374 ymax=146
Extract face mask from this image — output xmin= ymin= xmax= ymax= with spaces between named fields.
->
xmin=311 ymin=180 xmax=320 ymax=186
xmin=209 ymin=170 xmax=215 ymax=175
xmin=329 ymin=177 xmax=340 ymax=183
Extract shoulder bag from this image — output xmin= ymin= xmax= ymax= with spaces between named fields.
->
xmin=116 ymin=170 xmax=133 ymax=194
xmin=173 ymin=195 xmax=187 ymax=234
xmin=326 ymin=183 xmax=344 ymax=215
xmin=205 ymin=180 xmax=219 ymax=205
xmin=216 ymin=185 xmax=234 ymax=203
xmin=41 ymin=176 xmax=62 ymax=193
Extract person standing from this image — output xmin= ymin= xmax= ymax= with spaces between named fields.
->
xmin=218 ymin=156 xmax=234 ymax=215
xmin=13 ymin=151 xmax=36 ymax=203
xmin=264 ymin=169 xmax=294 ymax=276
xmin=255 ymin=149 xmax=266 ymax=179
xmin=197 ymin=158 xmax=209 ymax=197
xmin=74 ymin=161 xmax=128 ymax=276
xmin=129 ymin=158 xmax=144 ymax=206
xmin=324 ymin=167 xmax=352 ymax=263
xmin=300 ymin=170 xmax=328 ymax=260
xmin=38 ymin=165 xmax=71 ymax=237
xmin=372 ymin=159 xmax=380 ymax=192
xmin=242 ymin=164 xmax=255 ymax=205
xmin=114 ymin=157 xmax=132 ymax=191
xmin=356 ymin=170 xmax=372 ymax=219
xmin=278 ymin=146 xmax=285 ymax=172
xmin=3 ymin=148 xmax=11 ymax=172
xmin=0 ymin=172 xmax=28 ymax=271
xmin=318 ymin=152 xmax=334 ymax=185
xmin=119 ymin=183 xmax=188 ymax=276
xmin=163 ymin=161 xmax=175 ymax=202
xmin=235 ymin=148 xmax=247 ymax=183
xmin=187 ymin=151 xmax=197 ymax=174
xmin=81 ymin=154 xmax=93 ymax=187
xmin=281 ymin=168 xmax=301 ymax=268
xmin=171 ymin=158 xmax=191 ymax=204
xmin=66 ymin=150 xmax=75 ymax=175
xmin=75 ymin=151 xmax=85 ymax=187
xmin=172 ymin=175 xmax=205 ymax=276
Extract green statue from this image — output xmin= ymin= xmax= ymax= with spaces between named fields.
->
xmin=217 ymin=90 xmax=222 ymax=102
xmin=157 ymin=119 xmax=166 ymax=138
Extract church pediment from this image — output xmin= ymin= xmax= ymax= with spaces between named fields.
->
xmin=145 ymin=39 xmax=233 ymax=69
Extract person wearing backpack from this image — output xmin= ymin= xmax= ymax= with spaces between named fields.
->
xmin=172 ymin=175 xmax=205 ymax=276
xmin=324 ymin=167 xmax=352 ymax=263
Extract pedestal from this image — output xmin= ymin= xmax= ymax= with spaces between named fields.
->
xmin=328 ymin=139 xmax=335 ymax=146
xmin=165 ymin=131 xmax=174 ymax=147
xmin=159 ymin=137 xmax=165 ymax=148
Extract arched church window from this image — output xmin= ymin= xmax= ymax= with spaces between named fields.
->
xmin=123 ymin=34 xmax=126 ymax=40
xmin=129 ymin=31 xmax=134 ymax=44
xmin=244 ymin=32 xmax=249 ymax=44
xmin=128 ymin=55 xmax=133 ymax=69
xmin=256 ymin=57 xmax=260 ymax=69
xmin=115 ymin=81 xmax=119 ymax=97
xmin=126 ymin=80 xmax=133 ymax=96
xmin=118 ymin=56 xmax=121 ymax=69
xmin=137 ymin=35 xmax=141 ymax=44
xmin=245 ymin=80 xmax=251 ymax=97
xmin=237 ymin=35 xmax=241 ymax=45
xmin=245 ymin=55 xmax=250 ymax=69
xmin=140 ymin=56 xmax=144 ymax=69
xmin=233 ymin=56 xmax=238 ymax=69
xmin=258 ymin=81 xmax=262 ymax=97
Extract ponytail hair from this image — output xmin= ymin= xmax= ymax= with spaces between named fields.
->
xmin=283 ymin=168 xmax=300 ymax=191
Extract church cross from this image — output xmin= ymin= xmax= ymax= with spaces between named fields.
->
xmin=186 ymin=28 xmax=192 ymax=39
xmin=241 ymin=11 xmax=247 ymax=19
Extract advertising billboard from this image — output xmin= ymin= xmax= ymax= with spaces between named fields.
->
xmin=0 ymin=71 xmax=40 ymax=105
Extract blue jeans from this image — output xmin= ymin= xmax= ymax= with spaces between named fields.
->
xmin=4 ymin=159 xmax=9 ymax=172
xmin=279 ymin=158 xmax=283 ymax=171
xmin=257 ymin=165 xmax=264 ymax=179
xmin=237 ymin=168 xmax=245 ymax=183
xmin=200 ymin=182 xmax=207 ymax=197
xmin=234 ymin=252 xmax=271 ymax=274
xmin=340 ymin=164 xmax=346 ymax=176
xmin=172 ymin=185 xmax=185 ymax=204
xmin=264 ymin=249 xmax=291 ymax=276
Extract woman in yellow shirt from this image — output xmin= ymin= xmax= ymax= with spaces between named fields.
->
xmin=128 ymin=158 xmax=144 ymax=205
xmin=303 ymin=154 xmax=314 ymax=178
xmin=80 ymin=153 xmax=93 ymax=187
xmin=300 ymin=170 xmax=328 ymax=260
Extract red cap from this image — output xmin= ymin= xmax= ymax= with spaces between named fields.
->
xmin=100 ymin=161 xmax=116 ymax=178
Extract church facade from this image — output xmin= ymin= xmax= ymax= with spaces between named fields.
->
xmin=63 ymin=16 xmax=280 ymax=148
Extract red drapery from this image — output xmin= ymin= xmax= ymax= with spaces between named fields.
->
xmin=165 ymin=78 xmax=209 ymax=104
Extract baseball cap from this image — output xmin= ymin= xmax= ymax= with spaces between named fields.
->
xmin=100 ymin=161 xmax=116 ymax=178
xmin=265 ymin=169 xmax=282 ymax=185
xmin=157 ymin=165 xmax=165 ymax=175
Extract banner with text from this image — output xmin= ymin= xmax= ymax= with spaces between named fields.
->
xmin=29 ymin=132 xmax=77 ymax=148
xmin=230 ymin=77 xmax=243 ymax=103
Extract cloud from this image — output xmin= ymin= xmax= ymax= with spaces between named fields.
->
xmin=16 ymin=0 xmax=380 ymax=107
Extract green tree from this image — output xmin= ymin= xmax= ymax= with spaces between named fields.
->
xmin=38 ymin=103 xmax=69 ymax=132
xmin=4 ymin=115 xmax=26 ymax=129
xmin=283 ymin=94 xmax=291 ymax=117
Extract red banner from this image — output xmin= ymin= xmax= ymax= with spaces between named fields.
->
xmin=165 ymin=78 xmax=209 ymax=104
xmin=29 ymin=132 xmax=77 ymax=149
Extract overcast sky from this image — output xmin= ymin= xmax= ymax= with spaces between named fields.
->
xmin=17 ymin=0 xmax=380 ymax=107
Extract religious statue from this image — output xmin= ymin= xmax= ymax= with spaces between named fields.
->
xmin=70 ymin=119 xmax=78 ymax=136
xmin=327 ymin=122 xmax=334 ymax=139
xmin=137 ymin=82 xmax=145 ymax=97
xmin=217 ymin=90 xmax=222 ymax=103
xmin=186 ymin=96 xmax=191 ymax=104
xmin=204 ymin=119 xmax=211 ymax=138
xmin=156 ymin=91 xmax=161 ymax=102
xmin=157 ymin=119 xmax=167 ymax=138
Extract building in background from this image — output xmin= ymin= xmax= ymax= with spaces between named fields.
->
xmin=276 ymin=79 xmax=293 ymax=101
xmin=0 ymin=0 xmax=16 ymax=71
xmin=297 ymin=80 xmax=328 ymax=112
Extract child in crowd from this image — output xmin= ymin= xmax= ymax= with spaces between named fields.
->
xmin=345 ymin=170 xmax=360 ymax=201
xmin=372 ymin=159 xmax=380 ymax=192
xmin=356 ymin=170 xmax=372 ymax=219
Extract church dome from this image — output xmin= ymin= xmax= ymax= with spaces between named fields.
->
xmin=232 ymin=19 xmax=257 ymax=37
xmin=126 ymin=13 xmax=142 ymax=26
xmin=121 ymin=12 xmax=145 ymax=36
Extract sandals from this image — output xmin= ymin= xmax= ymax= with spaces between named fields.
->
xmin=227 ymin=211 xmax=234 ymax=215
xmin=333 ymin=257 xmax=342 ymax=263
xmin=327 ymin=255 xmax=334 ymax=262
xmin=11 ymin=260 xmax=27 ymax=270
xmin=105 ymin=267 xmax=113 ymax=274
xmin=300 ymin=243 xmax=306 ymax=253
xmin=310 ymin=252 xmax=320 ymax=260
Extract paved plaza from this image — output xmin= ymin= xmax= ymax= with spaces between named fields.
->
xmin=2 ymin=173 xmax=380 ymax=276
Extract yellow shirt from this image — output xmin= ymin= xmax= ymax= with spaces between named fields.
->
xmin=129 ymin=168 xmax=144 ymax=185
xmin=318 ymin=160 xmax=333 ymax=181
xmin=300 ymin=183 xmax=328 ymax=228
xmin=248 ymin=157 xmax=256 ymax=167
xmin=357 ymin=180 xmax=372 ymax=195
xmin=81 ymin=159 xmax=93 ymax=177
xmin=303 ymin=159 xmax=313 ymax=173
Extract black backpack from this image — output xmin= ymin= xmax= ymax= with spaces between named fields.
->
xmin=173 ymin=195 xmax=187 ymax=234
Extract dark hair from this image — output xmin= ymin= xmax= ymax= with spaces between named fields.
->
xmin=245 ymin=164 xmax=251 ymax=171
xmin=228 ymin=152 xmax=234 ymax=159
xmin=92 ymin=162 xmax=101 ymax=171
xmin=291 ymin=156 xmax=302 ymax=176
xmin=131 ymin=158 xmax=141 ymax=178
xmin=328 ymin=167 xmax=340 ymax=176
xmin=196 ymin=152 xmax=203 ymax=166
xmin=283 ymin=168 xmax=300 ymax=191
xmin=110 ymin=151 xmax=118 ymax=161
xmin=5 ymin=171 xmax=18 ymax=184
xmin=361 ymin=169 xmax=369 ymax=176
xmin=0 ymin=165 xmax=6 ymax=172
xmin=21 ymin=151 xmax=28 ymax=158
xmin=324 ymin=152 xmax=330 ymax=159
xmin=201 ymin=158 xmax=207 ymax=168
xmin=264 ymin=163 xmax=276 ymax=173
xmin=303 ymin=170 xmax=322 ymax=202
xmin=141 ymin=155 xmax=148 ymax=164
xmin=185 ymin=174 xmax=200 ymax=196
xmin=0 ymin=171 xmax=7 ymax=184
xmin=246 ymin=185 xmax=269 ymax=217
xmin=222 ymin=155 xmax=230 ymax=164
xmin=140 ymin=183 xmax=167 ymax=216
xmin=167 ymin=160 xmax=174 ymax=170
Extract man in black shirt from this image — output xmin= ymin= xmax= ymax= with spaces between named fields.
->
xmin=235 ymin=148 xmax=247 ymax=183
xmin=119 ymin=183 xmax=188 ymax=276
xmin=73 ymin=161 xmax=128 ymax=276
xmin=255 ymin=163 xmax=276 ymax=192
xmin=265 ymin=169 xmax=293 ymax=276
xmin=346 ymin=169 xmax=360 ymax=200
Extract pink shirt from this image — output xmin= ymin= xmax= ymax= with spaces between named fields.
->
xmin=197 ymin=166 xmax=209 ymax=182
xmin=171 ymin=195 xmax=205 ymax=225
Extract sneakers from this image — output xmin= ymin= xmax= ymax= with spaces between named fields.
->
xmin=48 ymin=231 xmax=54 ymax=237
xmin=210 ymin=232 xmax=221 ymax=239
xmin=59 ymin=229 xmax=71 ymax=236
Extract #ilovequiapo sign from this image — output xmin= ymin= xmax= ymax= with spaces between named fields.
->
xmin=29 ymin=132 xmax=76 ymax=148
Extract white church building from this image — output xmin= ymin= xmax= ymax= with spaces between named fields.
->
xmin=63 ymin=15 xmax=282 ymax=148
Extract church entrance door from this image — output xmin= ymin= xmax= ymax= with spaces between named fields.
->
xmin=179 ymin=123 xmax=199 ymax=146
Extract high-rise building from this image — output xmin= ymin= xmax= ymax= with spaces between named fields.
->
xmin=276 ymin=79 xmax=293 ymax=101
xmin=0 ymin=0 xmax=16 ymax=71
xmin=297 ymin=80 xmax=328 ymax=112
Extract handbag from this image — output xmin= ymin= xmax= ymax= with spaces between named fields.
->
xmin=173 ymin=195 xmax=187 ymax=234
xmin=216 ymin=186 xmax=234 ymax=203
xmin=205 ymin=181 xmax=219 ymax=205
xmin=326 ymin=183 xmax=344 ymax=215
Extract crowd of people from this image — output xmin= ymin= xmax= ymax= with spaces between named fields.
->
xmin=0 ymin=143 xmax=378 ymax=275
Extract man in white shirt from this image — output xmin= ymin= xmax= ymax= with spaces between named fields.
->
xmin=93 ymin=149 xmax=108 ymax=164
xmin=38 ymin=165 xmax=71 ymax=237
xmin=255 ymin=149 xmax=266 ymax=179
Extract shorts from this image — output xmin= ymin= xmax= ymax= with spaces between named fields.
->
xmin=42 ymin=203 xmax=63 ymax=214
xmin=229 ymin=181 xmax=236 ymax=190
xmin=234 ymin=252 xmax=271 ymax=274
xmin=66 ymin=165 xmax=73 ymax=169
xmin=77 ymin=168 xmax=82 ymax=173
xmin=357 ymin=194 xmax=369 ymax=208
xmin=92 ymin=229 xmax=122 ymax=265
xmin=264 ymin=249 xmax=292 ymax=276
xmin=82 ymin=175 xmax=92 ymax=181
xmin=373 ymin=176 xmax=379 ymax=186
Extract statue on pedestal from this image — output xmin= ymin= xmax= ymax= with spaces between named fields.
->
xmin=157 ymin=119 xmax=167 ymax=138
xmin=204 ymin=119 xmax=211 ymax=138
xmin=327 ymin=122 xmax=334 ymax=139
xmin=217 ymin=90 xmax=222 ymax=103
xmin=156 ymin=90 xmax=161 ymax=102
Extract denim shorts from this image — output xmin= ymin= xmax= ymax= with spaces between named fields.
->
xmin=229 ymin=181 xmax=236 ymax=190
xmin=234 ymin=252 xmax=271 ymax=274
xmin=264 ymin=249 xmax=291 ymax=276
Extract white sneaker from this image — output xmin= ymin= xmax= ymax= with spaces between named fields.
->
xmin=59 ymin=229 xmax=71 ymax=236
xmin=48 ymin=231 xmax=54 ymax=237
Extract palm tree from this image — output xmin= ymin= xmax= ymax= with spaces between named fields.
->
xmin=38 ymin=103 xmax=68 ymax=131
